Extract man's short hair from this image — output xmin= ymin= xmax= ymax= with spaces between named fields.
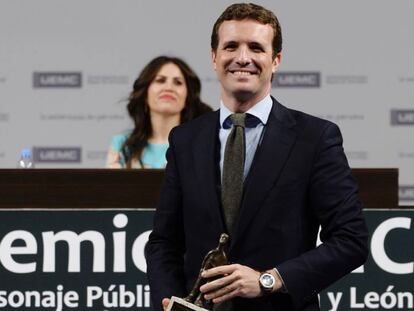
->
xmin=211 ymin=3 xmax=282 ymax=59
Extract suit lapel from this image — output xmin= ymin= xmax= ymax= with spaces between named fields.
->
xmin=231 ymin=99 xmax=298 ymax=247
xmin=192 ymin=111 xmax=225 ymax=232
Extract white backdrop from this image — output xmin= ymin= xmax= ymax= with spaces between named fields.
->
xmin=0 ymin=0 xmax=413 ymax=204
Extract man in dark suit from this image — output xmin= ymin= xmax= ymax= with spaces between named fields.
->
xmin=145 ymin=3 xmax=368 ymax=311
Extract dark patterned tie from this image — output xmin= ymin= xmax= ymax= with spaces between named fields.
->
xmin=216 ymin=113 xmax=258 ymax=311
xmin=222 ymin=113 xmax=246 ymax=234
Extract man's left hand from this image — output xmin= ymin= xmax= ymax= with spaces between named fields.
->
xmin=199 ymin=264 xmax=263 ymax=304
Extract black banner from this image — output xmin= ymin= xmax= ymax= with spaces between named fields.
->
xmin=1 ymin=210 xmax=413 ymax=310
xmin=320 ymin=210 xmax=414 ymax=310
xmin=0 ymin=210 xmax=153 ymax=310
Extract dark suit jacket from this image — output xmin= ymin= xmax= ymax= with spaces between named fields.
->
xmin=145 ymin=98 xmax=368 ymax=311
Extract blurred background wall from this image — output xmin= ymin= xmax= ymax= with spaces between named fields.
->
xmin=0 ymin=0 xmax=413 ymax=204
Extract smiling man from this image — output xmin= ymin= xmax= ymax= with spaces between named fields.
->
xmin=211 ymin=18 xmax=280 ymax=110
xmin=145 ymin=3 xmax=368 ymax=311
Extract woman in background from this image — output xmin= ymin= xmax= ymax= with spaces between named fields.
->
xmin=106 ymin=56 xmax=211 ymax=168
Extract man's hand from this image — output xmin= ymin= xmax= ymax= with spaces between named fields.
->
xmin=199 ymin=264 xmax=281 ymax=304
xmin=162 ymin=298 xmax=170 ymax=311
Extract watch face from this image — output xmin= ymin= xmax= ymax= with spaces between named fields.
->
xmin=260 ymin=273 xmax=275 ymax=288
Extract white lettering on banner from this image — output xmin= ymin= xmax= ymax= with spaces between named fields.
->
xmin=0 ymin=230 xmax=37 ymax=273
xmin=398 ymin=112 xmax=414 ymax=123
xmin=371 ymin=217 xmax=413 ymax=274
xmin=42 ymin=231 xmax=105 ymax=272
xmin=0 ymin=214 xmax=151 ymax=273
xmin=350 ymin=287 xmax=364 ymax=308
xmin=1 ymin=214 xmax=413 ymax=275
xmin=364 ymin=291 xmax=380 ymax=309
xmin=40 ymin=75 xmax=79 ymax=86
xmin=0 ymin=285 xmax=79 ymax=310
xmin=86 ymin=285 xmax=150 ymax=308
xmin=277 ymin=73 xmax=318 ymax=86
xmin=349 ymin=286 xmax=413 ymax=309
xmin=351 ymin=265 xmax=364 ymax=273
xmin=0 ymin=284 xmax=151 ymax=309
xmin=327 ymin=291 xmax=342 ymax=311
xmin=38 ymin=150 xmax=78 ymax=161
xmin=113 ymin=213 xmax=128 ymax=272
xmin=132 ymin=230 xmax=151 ymax=273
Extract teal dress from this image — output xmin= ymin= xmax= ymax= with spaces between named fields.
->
xmin=106 ymin=132 xmax=168 ymax=169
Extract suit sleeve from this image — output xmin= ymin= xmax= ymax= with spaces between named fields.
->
xmin=276 ymin=122 xmax=369 ymax=309
xmin=145 ymin=128 xmax=187 ymax=311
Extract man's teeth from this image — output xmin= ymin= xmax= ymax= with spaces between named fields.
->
xmin=232 ymin=71 xmax=252 ymax=76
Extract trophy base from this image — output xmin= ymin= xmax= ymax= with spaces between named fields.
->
xmin=167 ymin=296 xmax=209 ymax=311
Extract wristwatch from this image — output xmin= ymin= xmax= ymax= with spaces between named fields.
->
xmin=259 ymin=271 xmax=275 ymax=295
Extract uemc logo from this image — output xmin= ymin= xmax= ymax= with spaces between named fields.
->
xmin=391 ymin=110 xmax=414 ymax=125
xmin=399 ymin=186 xmax=414 ymax=201
xmin=33 ymin=147 xmax=81 ymax=163
xmin=33 ymin=72 xmax=82 ymax=88
xmin=273 ymin=72 xmax=321 ymax=88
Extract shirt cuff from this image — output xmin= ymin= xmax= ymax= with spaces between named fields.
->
xmin=273 ymin=267 xmax=288 ymax=293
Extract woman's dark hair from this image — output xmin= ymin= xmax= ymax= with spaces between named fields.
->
xmin=122 ymin=56 xmax=211 ymax=167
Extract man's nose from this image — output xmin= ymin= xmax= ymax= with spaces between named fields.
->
xmin=235 ymin=46 xmax=251 ymax=65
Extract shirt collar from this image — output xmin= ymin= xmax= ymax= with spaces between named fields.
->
xmin=219 ymin=95 xmax=273 ymax=128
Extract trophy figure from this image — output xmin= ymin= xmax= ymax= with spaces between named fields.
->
xmin=166 ymin=233 xmax=229 ymax=311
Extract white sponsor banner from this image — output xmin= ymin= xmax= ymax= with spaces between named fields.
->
xmin=0 ymin=0 xmax=413 ymax=204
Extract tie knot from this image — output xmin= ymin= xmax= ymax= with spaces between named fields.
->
xmin=230 ymin=113 xmax=246 ymax=128
xmin=223 ymin=113 xmax=261 ymax=129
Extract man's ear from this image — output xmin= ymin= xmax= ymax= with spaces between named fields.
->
xmin=272 ymin=52 xmax=282 ymax=73
xmin=211 ymin=49 xmax=217 ymax=71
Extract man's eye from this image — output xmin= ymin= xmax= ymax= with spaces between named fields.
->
xmin=250 ymin=46 xmax=264 ymax=52
xmin=224 ymin=44 xmax=237 ymax=51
